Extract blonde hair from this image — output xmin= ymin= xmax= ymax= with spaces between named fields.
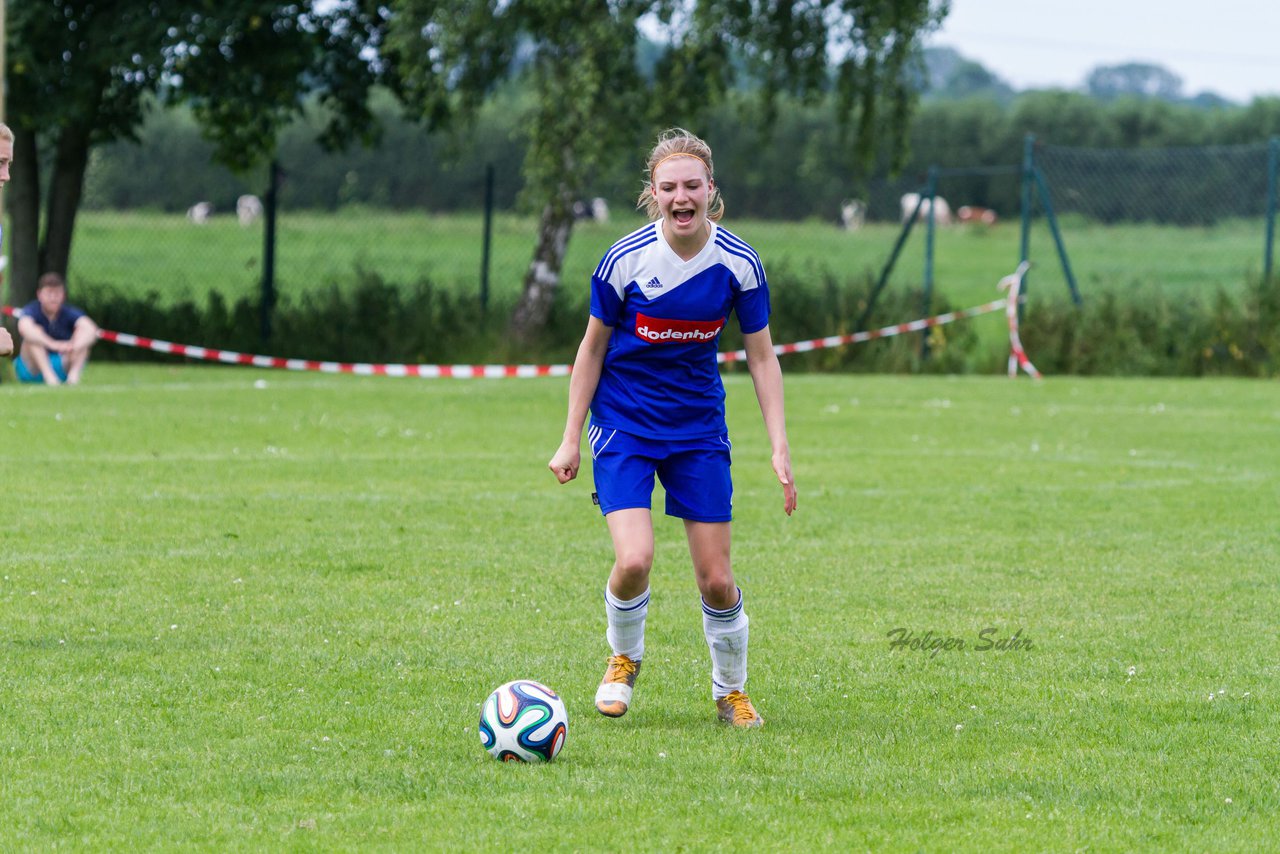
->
xmin=0 ymin=123 xmax=12 ymax=143
xmin=636 ymin=127 xmax=724 ymax=222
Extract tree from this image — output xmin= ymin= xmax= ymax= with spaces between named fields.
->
xmin=1085 ymin=62 xmax=1184 ymax=102
xmin=172 ymin=2 xmax=390 ymax=171
xmin=7 ymin=0 xmax=945 ymax=336
xmin=6 ymin=1 xmax=176 ymax=305
xmin=1219 ymin=97 xmax=1280 ymax=143
xmin=386 ymin=0 xmax=947 ymax=344
xmin=4 ymin=1 xmax=387 ymax=305
xmin=1007 ymin=91 xmax=1116 ymax=149
xmin=384 ymin=0 xmax=648 ymax=342
xmin=921 ymin=46 xmax=1013 ymax=102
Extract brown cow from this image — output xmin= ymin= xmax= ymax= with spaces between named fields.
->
xmin=957 ymin=205 xmax=998 ymax=225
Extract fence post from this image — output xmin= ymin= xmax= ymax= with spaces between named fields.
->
xmin=260 ymin=161 xmax=281 ymax=345
xmin=1019 ymin=134 xmax=1035 ymax=319
xmin=1265 ymin=137 xmax=1278 ymax=284
xmin=1032 ymin=167 xmax=1083 ymax=306
xmin=480 ymin=163 xmax=495 ymax=312
xmin=857 ymin=193 xmax=922 ymax=332
xmin=920 ymin=166 xmax=939 ymax=359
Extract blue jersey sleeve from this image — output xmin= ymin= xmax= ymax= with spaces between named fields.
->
xmin=733 ymin=272 xmax=770 ymax=334
xmin=590 ymin=273 xmax=624 ymax=327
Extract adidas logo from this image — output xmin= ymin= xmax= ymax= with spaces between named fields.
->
xmin=643 ymin=276 xmax=662 ymax=289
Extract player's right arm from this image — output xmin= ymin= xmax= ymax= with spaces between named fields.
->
xmin=548 ymin=317 xmax=612 ymax=484
xmin=0 ymin=326 xmax=12 ymax=357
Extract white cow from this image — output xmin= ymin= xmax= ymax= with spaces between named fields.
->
xmin=574 ymin=197 xmax=610 ymax=223
xmin=840 ymin=199 xmax=866 ymax=231
xmin=186 ymin=202 xmax=213 ymax=224
xmin=900 ymin=192 xmax=952 ymax=226
xmin=237 ymin=194 xmax=264 ymax=226
xmin=590 ymin=197 xmax=610 ymax=224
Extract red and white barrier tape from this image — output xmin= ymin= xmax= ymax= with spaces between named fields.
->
xmin=1 ymin=305 xmax=568 ymax=378
xmin=997 ymin=262 xmax=1041 ymax=380
xmin=4 ymin=270 xmax=1035 ymax=378
xmin=717 ymin=298 xmax=1007 ymax=363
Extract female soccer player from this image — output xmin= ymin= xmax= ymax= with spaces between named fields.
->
xmin=548 ymin=127 xmax=797 ymax=728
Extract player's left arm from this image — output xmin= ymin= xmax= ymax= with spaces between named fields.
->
xmin=744 ymin=325 xmax=797 ymax=516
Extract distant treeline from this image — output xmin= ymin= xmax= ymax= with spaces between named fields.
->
xmin=84 ymin=87 xmax=1280 ymax=223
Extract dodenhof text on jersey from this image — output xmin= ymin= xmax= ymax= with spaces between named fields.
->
xmin=634 ymin=313 xmax=725 ymax=344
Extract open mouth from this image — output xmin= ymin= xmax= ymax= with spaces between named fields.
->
xmin=673 ymin=209 xmax=695 ymax=225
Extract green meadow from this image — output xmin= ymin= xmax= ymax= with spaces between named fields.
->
xmin=56 ymin=210 xmax=1275 ymax=313
xmin=2 ymin=366 xmax=1277 ymax=849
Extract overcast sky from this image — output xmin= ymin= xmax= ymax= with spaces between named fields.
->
xmin=925 ymin=0 xmax=1280 ymax=103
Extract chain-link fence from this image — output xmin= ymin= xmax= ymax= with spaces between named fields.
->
xmin=64 ymin=156 xmax=968 ymax=323
xmin=1031 ymin=139 xmax=1279 ymax=294
xmin=41 ymin=135 xmax=1280 ymax=356
xmin=68 ymin=162 xmax=543 ymax=312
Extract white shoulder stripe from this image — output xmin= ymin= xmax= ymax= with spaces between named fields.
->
xmin=713 ymin=225 xmax=762 ymax=263
xmin=595 ymin=222 xmax=659 ymax=281
xmin=712 ymin=225 xmax=766 ymax=289
xmin=714 ymin=237 xmax=766 ymax=290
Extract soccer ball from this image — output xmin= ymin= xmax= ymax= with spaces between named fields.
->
xmin=478 ymin=680 xmax=568 ymax=762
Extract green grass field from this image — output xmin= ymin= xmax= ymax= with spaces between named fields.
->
xmin=45 ymin=210 xmax=1275 ymax=314
xmin=2 ymin=365 xmax=1277 ymax=849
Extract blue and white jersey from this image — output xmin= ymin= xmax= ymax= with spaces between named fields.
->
xmin=589 ymin=220 xmax=770 ymax=440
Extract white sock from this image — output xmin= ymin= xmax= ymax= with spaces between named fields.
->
xmin=703 ymin=588 xmax=748 ymax=699
xmin=605 ymin=585 xmax=649 ymax=661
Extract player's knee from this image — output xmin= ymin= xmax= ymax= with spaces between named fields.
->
xmin=614 ymin=549 xmax=653 ymax=579
xmin=697 ymin=573 xmax=736 ymax=606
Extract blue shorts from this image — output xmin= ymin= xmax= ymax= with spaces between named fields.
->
xmin=16 ymin=353 xmax=67 ymax=384
xmin=589 ymin=424 xmax=733 ymax=523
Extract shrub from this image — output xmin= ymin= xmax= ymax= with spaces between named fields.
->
xmin=1019 ymin=277 xmax=1278 ymax=376
xmin=82 ymin=273 xmax=514 ymax=367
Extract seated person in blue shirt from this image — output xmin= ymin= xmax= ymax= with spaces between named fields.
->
xmin=16 ymin=272 xmax=99 ymax=385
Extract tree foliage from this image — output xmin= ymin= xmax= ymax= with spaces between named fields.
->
xmin=5 ymin=0 xmax=944 ymax=328
xmin=384 ymin=0 xmax=947 ymax=339
xmin=1086 ymin=62 xmax=1185 ymax=102
xmin=173 ymin=2 xmax=391 ymax=170
xmin=6 ymin=0 xmax=178 ymax=303
xmin=3 ymin=1 xmax=387 ymax=304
